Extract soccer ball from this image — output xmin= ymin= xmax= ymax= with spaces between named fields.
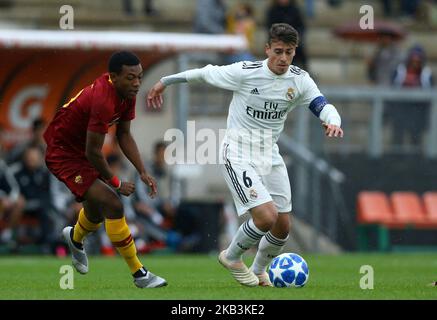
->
xmin=268 ymin=252 xmax=309 ymax=288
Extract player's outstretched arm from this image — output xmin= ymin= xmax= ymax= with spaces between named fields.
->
xmin=147 ymin=63 xmax=241 ymax=109
xmin=147 ymin=71 xmax=192 ymax=108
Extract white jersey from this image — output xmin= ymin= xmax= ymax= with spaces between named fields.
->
xmin=161 ymin=59 xmax=336 ymax=213
xmin=185 ymin=59 xmax=322 ymax=149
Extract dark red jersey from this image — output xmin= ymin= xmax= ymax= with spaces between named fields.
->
xmin=43 ymin=73 xmax=136 ymax=201
xmin=44 ymin=73 xmax=136 ymax=158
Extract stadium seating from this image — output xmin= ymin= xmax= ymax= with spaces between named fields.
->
xmin=356 ymin=191 xmax=392 ymax=251
xmin=390 ymin=192 xmax=428 ymax=226
xmin=357 ymin=191 xmax=437 ymax=251
xmin=423 ymin=192 xmax=437 ymax=223
xmin=357 ymin=191 xmax=393 ymax=225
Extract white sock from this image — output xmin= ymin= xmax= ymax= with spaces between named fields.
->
xmin=225 ymin=218 xmax=266 ymax=262
xmin=251 ymin=232 xmax=288 ymax=275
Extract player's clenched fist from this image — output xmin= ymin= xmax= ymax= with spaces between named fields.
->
xmin=118 ymin=181 xmax=136 ymax=196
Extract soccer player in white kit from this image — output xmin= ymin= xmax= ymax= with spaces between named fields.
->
xmin=147 ymin=23 xmax=343 ymax=287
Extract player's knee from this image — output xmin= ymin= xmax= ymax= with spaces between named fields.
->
xmin=266 ymin=210 xmax=279 ymax=229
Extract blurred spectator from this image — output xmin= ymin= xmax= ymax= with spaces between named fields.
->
xmin=226 ymin=3 xmax=257 ymax=63
xmin=367 ymin=31 xmax=402 ymax=86
xmin=50 ymin=175 xmax=81 ymax=256
xmin=194 ymin=0 xmax=227 ymax=34
xmin=388 ymin=45 xmax=434 ymax=147
xmin=50 ymin=176 xmax=81 ymax=231
xmin=0 ymin=159 xmax=25 ymax=247
xmin=6 ymin=118 xmax=46 ymax=165
xmin=122 ymin=0 xmax=159 ymax=16
xmin=266 ymin=0 xmax=308 ymax=69
xmin=134 ymin=141 xmax=201 ymax=252
xmin=305 ymin=0 xmax=315 ymax=18
xmin=12 ymin=146 xmax=56 ymax=252
xmin=135 ymin=141 xmax=176 ymax=230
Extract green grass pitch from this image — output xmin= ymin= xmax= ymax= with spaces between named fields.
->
xmin=0 ymin=253 xmax=436 ymax=300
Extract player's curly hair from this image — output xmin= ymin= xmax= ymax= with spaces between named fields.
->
xmin=268 ymin=23 xmax=299 ymax=47
xmin=108 ymin=51 xmax=140 ymax=74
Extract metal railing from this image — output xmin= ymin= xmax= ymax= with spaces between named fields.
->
xmin=278 ymin=134 xmax=353 ymax=252
xmin=321 ymin=87 xmax=437 ymax=158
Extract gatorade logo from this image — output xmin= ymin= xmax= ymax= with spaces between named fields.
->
xmin=9 ymin=85 xmax=49 ymax=129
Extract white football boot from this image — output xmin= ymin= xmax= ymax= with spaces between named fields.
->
xmin=218 ymin=250 xmax=259 ymax=287
xmin=133 ymin=267 xmax=168 ymax=288
xmin=249 ymin=266 xmax=274 ymax=287
xmin=62 ymin=226 xmax=88 ymax=274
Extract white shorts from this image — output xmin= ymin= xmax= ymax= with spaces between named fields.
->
xmin=220 ymin=145 xmax=292 ymax=216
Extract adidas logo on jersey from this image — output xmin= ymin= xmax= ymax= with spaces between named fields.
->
xmin=250 ymin=88 xmax=260 ymax=95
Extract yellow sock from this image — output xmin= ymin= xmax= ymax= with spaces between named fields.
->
xmin=73 ymin=208 xmax=101 ymax=243
xmin=105 ymin=216 xmax=143 ymax=274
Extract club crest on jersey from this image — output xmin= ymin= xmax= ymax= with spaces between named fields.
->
xmin=74 ymin=175 xmax=83 ymax=184
xmin=286 ymin=88 xmax=295 ymax=101
xmin=249 ymin=188 xmax=258 ymax=200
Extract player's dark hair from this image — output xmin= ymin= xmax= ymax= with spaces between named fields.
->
xmin=108 ymin=51 xmax=140 ymax=74
xmin=268 ymin=23 xmax=299 ymax=46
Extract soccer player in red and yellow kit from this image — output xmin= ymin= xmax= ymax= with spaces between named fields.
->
xmin=44 ymin=51 xmax=167 ymax=288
